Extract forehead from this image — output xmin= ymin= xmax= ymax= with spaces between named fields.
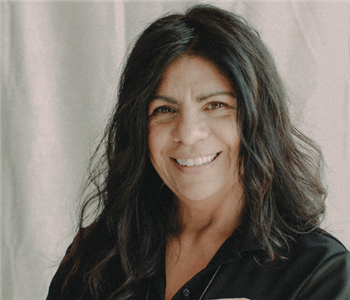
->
xmin=155 ymin=55 xmax=234 ymax=97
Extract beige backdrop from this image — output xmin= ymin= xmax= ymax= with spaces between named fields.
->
xmin=2 ymin=1 xmax=350 ymax=299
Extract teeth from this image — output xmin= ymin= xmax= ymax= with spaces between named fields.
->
xmin=175 ymin=153 xmax=218 ymax=167
xmin=187 ymin=158 xmax=194 ymax=166
xmin=194 ymin=157 xmax=202 ymax=165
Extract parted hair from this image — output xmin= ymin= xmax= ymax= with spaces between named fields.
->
xmin=60 ymin=4 xmax=326 ymax=300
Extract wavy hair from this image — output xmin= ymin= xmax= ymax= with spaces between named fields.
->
xmin=60 ymin=4 xmax=326 ymax=299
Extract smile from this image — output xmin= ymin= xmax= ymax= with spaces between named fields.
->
xmin=174 ymin=153 xmax=219 ymax=167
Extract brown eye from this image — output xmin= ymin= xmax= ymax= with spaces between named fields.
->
xmin=207 ymin=102 xmax=227 ymax=110
xmin=153 ymin=106 xmax=176 ymax=114
xmin=149 ymin=105 xmax=177 ymax=119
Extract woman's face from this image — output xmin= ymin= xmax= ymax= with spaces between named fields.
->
xmin=148 ymin=55 xmax=242 ymax=203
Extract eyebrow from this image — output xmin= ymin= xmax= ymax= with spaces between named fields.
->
xmin=197 ymin=91 xmax=236 ymax=102
xmin=152 ymin=91 xmax=236 ymax=104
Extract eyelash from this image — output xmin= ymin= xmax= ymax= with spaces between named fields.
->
xmin=151 ymin=105 xmax=176 ymax=115
xmin=206 ymin=102 xmax=228 ymax=110
xmin=149 ymin=102 xmax=228 ymax=118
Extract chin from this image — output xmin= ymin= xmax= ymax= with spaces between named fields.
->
xmin=173 ymin=185 xmax=219 ymax=202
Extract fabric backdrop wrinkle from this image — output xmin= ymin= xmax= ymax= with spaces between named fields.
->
xmin=1 ymin=2 xmax=350 ymax=300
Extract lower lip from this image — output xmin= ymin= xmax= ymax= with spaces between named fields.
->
xmin=172 ymin=153 xmax=221 ymax=174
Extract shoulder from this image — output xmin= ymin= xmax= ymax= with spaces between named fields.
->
xmin=290 ymin=229 xmax=350 ymax=272
xmin=293 ymin=229 xmax=349 ymax=261
xmin=290 ymin=230 xmax=350 ymax=299
xmin=47 ymin=221 xmax=123 ymax=300
xmin=201 ymin=228 xmax=350 ymax=299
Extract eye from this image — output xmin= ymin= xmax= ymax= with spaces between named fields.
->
xmin=149 ymin=105 xmax=176 ymax=117
xmin=206 ymin=102 xmax=228 ymax=110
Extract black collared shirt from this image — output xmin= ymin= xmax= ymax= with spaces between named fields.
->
xmin=146 ymin=220 xmax=350 ymax=300
xmin=47 ymin=221 xmax=350 ymax=300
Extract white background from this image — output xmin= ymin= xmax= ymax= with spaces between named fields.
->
xmin=1 ymin=1 xmax=350 ymax=299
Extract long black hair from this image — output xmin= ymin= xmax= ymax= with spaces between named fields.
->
xmin=60 ymin=4 xmax=326 ymax=299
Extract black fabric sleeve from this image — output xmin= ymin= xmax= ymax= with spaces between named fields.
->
xmin=46 ymin=245 xmax=74 ymax=300
xmin=295 ymin=251 xmax=350 ymax=299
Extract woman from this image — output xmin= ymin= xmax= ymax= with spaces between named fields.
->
xmin=47 ymin=4 xmax=350 ymax=300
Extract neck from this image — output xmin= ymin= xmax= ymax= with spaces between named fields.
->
xmin=172 ymin=187 xmax=246 ymax=240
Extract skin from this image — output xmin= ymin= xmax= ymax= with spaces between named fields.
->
xmin=148 ymin=55 xmax=245 ymax=299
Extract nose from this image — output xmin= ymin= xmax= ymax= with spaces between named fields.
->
xmin=172 ymin=109 xmax=209 ymax=145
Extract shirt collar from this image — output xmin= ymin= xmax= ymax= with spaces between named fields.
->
xmin=151 ymin=214 xmax=265 ymax=298
xmin=206 ymin=214 xmax=265 ymax=270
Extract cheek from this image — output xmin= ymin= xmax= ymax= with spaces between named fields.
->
xmin=212 ymin=115 xmax=240 ymax=148
xmin=148 ymin=123 xmax=168 ymax=165
xmin=148 ymin=128 xmax=159 ymax=162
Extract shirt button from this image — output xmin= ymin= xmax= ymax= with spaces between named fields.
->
xmin=182 ymin=288 xmax=190 ymax=297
